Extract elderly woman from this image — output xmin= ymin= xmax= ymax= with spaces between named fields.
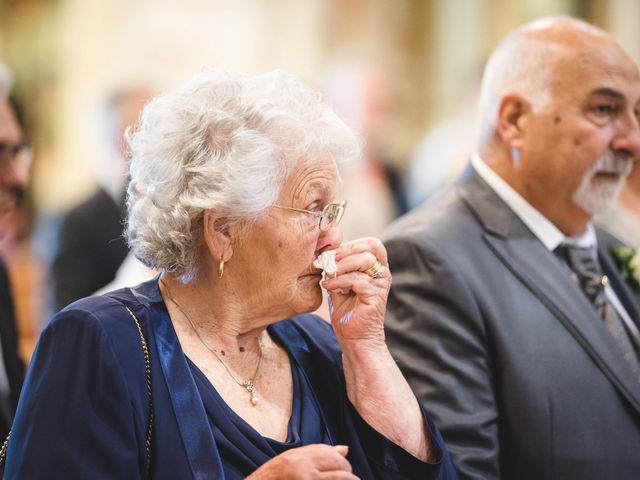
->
xmin=6 ymin=70 xmax=455 ymax=479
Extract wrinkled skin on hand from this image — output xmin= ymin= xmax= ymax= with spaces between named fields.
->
xmin=321 ymin=237 xmax=392 ymax=351
xmin=246 ymin=444 xmax=358 ymax=479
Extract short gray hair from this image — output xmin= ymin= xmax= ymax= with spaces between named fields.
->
xmin=126 ymin=69 xmax=360 ymax=281
xmin=477 ymin=16 xmax=604 ymax=143
xmin=0 ymin=63 xmax=13 ymax=99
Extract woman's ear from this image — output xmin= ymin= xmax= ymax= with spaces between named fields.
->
xmin=203 ymin=211 xmax=233 ymax=263
xmin=496 ymin=93 xmax=530 ymax=149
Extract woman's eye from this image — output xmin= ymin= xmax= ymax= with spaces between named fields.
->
xmin=306 ymin=202 xmax=322 ymax=213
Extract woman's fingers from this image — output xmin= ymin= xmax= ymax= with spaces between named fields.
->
xmin=333 ymin=445 xmax=349 ymax=457
xmin=323 ymin=271 xmax=390 ymax=294
xmin=335 ymin=237 xmax=388 ymax=266
xmin=331 ymin=237 xmax=390 ymax=285
xmin=297 ymin=444 xmax=354 ymax=475
xmin=326 ymin=452 xmax=353 ymax=474
xmin=335 ymin=251 xmax=380 ymax=276
xmin=291 ymin=444 xmax=352 ymax=472
xmin=247 ymin=444 xmax=354 ymax=479
xmin=311 ymin=445 xmax=353 ymax=472
xmin=317 ymin=473 xmax=360 ymax=479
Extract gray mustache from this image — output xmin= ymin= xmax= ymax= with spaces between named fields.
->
xmin=597 ymin=154 xmax=633 ymax=175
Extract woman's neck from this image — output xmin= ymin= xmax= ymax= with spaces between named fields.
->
xmin=159 ymin=274 xmax=269 ymax=357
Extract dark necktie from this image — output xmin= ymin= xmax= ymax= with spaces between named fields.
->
xmin=556 ymin=244 xmax=640 ymax=378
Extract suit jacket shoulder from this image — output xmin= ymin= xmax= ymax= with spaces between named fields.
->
xmin=52 ymin=188 xmax=129 ymax=310
xmin=383 ymin=166 xmax=640 ymax=480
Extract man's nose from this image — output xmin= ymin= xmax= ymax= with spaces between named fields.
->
xmin=612 ymin=109 xmax=640 ymax=159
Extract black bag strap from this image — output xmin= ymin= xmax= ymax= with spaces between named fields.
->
xmin=125 ymin=306 xmax=154 ymax=477
xmin=0 ymin=430 xmax=9 ymax=466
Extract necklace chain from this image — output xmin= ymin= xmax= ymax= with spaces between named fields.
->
xmin=160 ymin=278 xmax=263 ymax=405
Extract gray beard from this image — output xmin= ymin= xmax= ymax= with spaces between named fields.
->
xmin=572 ymin=153 xmax=633 ymax=215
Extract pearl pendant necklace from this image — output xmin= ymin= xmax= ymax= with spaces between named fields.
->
xmin=244 ymin=381 xmax=260 ymax=405
xmin=161 ymin=279 xmax=263 ymax=406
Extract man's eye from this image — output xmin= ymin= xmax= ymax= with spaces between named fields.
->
xmin=593 ymin=104 xmax=617 ymax=116
xmin=587 ymin=103 xmax=620 ymax=125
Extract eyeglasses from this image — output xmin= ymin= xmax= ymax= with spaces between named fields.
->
xmin=0 ymin=142 xmax=31 ymax=172
xmin=272 ymin=200 xmax=347 ymax=231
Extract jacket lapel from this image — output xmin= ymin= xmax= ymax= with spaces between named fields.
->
xmin=596 ymin=231 xmax=640 ymax=326
xmin=269 ymin=319 xmax=341 ymax=445
xmin=458 ymin=168 xmax=640 ymax=414
xmin=132 ymin=279 xmax=224 ymax=480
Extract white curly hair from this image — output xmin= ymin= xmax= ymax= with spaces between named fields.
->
xmin=126 ymin=69 xmax=360 ymax=281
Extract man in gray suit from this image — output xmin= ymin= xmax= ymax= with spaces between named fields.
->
xmin=384 ymin=17 xmax=640 ymax=480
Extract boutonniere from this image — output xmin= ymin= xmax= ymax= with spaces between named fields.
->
xmin=611 ymin=245 xmax=640 ymax=289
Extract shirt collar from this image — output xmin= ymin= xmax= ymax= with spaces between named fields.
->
xmin=471 ymin=153 xmax=597 ymax=251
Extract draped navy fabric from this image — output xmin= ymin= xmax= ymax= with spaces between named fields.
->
xmin=191 ymin=355 xmax=329 ymax=478
xmin=5 ymin=278 xmax=457 ymax=479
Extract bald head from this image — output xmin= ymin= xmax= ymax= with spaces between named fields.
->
xmin=477 ymin=16 xmax=636 ymax=145
xmin=474 ymin=16 xmax=640 ymax=235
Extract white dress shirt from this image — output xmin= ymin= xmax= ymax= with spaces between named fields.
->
xmin=471 ymin=153 xmax=639 ymax=338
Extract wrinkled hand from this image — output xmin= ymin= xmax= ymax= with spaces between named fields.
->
xmin=321 ymin=237 xmax=392 ymax=350
xmin=246 ymin=444 xmax=357 ymax=479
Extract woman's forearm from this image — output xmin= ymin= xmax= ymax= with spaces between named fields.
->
xmin=341 ymin=343 xmax=434 ymax=462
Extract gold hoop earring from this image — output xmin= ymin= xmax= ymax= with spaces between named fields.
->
xmin=218 ymin=256 xmax=225 ymax=279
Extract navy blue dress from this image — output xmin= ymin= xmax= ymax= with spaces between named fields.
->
xmin=190 ymin=356 xmax=329 ymax=477
xmin=6 ymin=278 xmax=457 ymax=479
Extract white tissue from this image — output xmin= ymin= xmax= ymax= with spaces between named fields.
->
xmin=313 ymin=250 xmax=337 ymax=279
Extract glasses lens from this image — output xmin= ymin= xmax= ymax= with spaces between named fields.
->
xmin=336 ymin=201 xmax=345 ymax=223
xmin=319 ymin=201 xmax=346 ymax=231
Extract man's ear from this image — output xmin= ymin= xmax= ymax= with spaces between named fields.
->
xmin=203 ymin=210 xmax=233 ymax=263
xmin=497 ymin=94 xmax=530 ymax=148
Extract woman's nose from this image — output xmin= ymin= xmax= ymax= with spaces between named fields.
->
xmin=316 ymin=224 xmax=343 ymax=252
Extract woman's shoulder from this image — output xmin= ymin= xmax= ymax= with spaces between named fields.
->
xmin=38 ymin=289 xmax=151 ymax=387
xmin=46 ymin=288 xmax=146 ymax=343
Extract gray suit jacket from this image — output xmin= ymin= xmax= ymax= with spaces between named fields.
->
xmin=383 ymin=166 xmax=640 ymax=480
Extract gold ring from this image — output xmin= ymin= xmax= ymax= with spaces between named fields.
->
xmin=363 ymin=261 xmax=384 ymax=279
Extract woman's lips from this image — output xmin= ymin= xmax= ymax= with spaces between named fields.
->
xmin=302 ymin=271 xmax=323 ymax=277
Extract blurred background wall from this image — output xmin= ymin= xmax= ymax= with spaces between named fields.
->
xmin=1 ymin=0 xmax=639 ymax=359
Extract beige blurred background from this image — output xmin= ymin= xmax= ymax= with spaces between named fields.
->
xmin=1 ymin=0 xmax=639 ymax=360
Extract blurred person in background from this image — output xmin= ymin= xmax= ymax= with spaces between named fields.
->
xmin=0 ymin=62 xmax=28 ymax=444
xmin=50 ymin=88 xmax=150 ymax=312
xmin=321 ymin=60 xmax=408 ymax=240
xmin=597 ymin=162 xmax=640 ymax=248
xmin=384 ymin=17 xmax=640 ymax=480
xmin=404 ymin=73 xmax=481 ymax=210
xmin=6 ymin=69 xmax=456 ymax=479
